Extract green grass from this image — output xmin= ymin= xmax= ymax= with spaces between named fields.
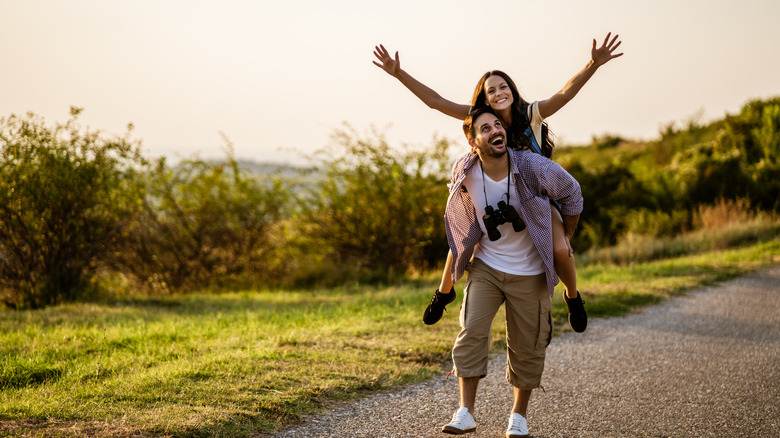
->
xmin=0 ymin=285 xmax=462 ymax=437
xmin=571 ymin=238 xmax=780 ymax=319
xmin=1 ymin=237 xmax=779 ymax=437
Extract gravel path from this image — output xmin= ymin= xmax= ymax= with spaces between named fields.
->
xmin=271 ymin=266 xmax=780 ymax=437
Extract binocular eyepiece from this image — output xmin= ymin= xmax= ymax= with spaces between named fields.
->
xmin=482 ymin=201 xmax=526 ymax=241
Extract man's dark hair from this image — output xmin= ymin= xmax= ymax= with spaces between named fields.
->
xmin=462 ymin=106 xmax=499 ymax=142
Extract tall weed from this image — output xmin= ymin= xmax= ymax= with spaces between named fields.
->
xmin=693 ymin=197 xmax=754 ymax=230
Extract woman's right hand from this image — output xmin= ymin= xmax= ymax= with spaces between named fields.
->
xmin=371 ymin=45 xmax=469 ymax=120
xmin=373 ymin=44 xmax=401 ymax=77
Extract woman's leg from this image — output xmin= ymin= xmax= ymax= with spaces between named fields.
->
xmin=551 ymin=205 xmax=577 ymax=299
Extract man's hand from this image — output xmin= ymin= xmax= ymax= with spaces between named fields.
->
xmin=564 ymin=236 xmax=574 ymax=257
xmin=563 ymin=214 xmax=580 ymax=244
xmin=591 ymin=32 xmax=623 ymax=67
xmin=373 ymin=44 xmax=401 ymax=77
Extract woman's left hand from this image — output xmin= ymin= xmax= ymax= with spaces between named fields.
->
xmin=592 ymin=32 xmax=623 ymax=67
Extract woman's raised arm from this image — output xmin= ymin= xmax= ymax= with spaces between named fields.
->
xmin=373 ymin=44 xmax=470 ymax=120
xmin=538 ymin=33 xmax=623 ymax=119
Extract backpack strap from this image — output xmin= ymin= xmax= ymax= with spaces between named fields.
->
xmin=522 ymin=104 xmax=543 ymax=156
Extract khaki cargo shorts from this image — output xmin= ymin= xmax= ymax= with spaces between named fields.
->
xmin=451 ymin=258 xmax=552 ymax=390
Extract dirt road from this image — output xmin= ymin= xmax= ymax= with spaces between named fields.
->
xmin=272 ymin=266 xmax=780 ymax=437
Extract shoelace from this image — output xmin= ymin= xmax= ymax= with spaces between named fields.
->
xmin=508 ymin=421 xmax=525 ymax=431
xmin=507 ymin=415 xmax=527 ymax=433
xmin=566 ymin=292 xmax=585 ymax=306
xmin=428 ymin=292 xmax=450 ymax=313
xmin=451 ymin=411 xmax=470 ymax=424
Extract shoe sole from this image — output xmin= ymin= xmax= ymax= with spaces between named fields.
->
xmin=569 ymin=311 xmax=587 ymax=332
xmin=441 ymin=425 xmax=476 ymax=434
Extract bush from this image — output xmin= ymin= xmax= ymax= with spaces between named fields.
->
xmin=115 ymin=146 xmax=291 ymax=292
xmin=567 ymin=161 xmax=659 ymax=250
xmin=625 ymin=208 xmax=689 ymax=237
xmin=299 ymin=125 xmax=453 ymax=281
xmin=0 ymin=108 xmax=145 ymax=309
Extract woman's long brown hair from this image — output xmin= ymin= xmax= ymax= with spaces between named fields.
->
xmin=470 ymin=70 xmax=555 ymax=158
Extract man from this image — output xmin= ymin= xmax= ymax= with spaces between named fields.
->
xmin=436 ymin=107 xmax=583 ymax=437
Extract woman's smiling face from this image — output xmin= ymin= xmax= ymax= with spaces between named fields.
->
xmin=483 ymin=75 xmax=514 ymax=112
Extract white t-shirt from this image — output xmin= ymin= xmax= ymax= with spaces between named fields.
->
xmin=462 ymin=161 xmax=545 ymax=276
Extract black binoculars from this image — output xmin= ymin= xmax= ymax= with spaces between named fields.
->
xmin=482 ymin=201 xmax=526 ymax=241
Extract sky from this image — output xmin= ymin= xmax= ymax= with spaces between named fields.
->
xmin=2 ymin=0 xmax=779 ymax=165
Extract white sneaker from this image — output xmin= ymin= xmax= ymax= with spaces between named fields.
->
xmin=441 ymin=407 xmax=476 ymax=434
xmin=506 ymin=412 xmax=529 ymax=437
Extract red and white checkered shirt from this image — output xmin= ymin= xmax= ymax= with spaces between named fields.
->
xmin=444 ymin=149 xmax=583 ymax=296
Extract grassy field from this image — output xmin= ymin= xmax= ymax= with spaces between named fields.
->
xmin=1 ymin=236 xmax=779 ymax=437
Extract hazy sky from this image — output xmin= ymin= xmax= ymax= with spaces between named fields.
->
xmin=2 ymin=0 xmax=779 ymax=164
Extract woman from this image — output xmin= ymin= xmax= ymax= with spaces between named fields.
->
xmin=373 ymin=33 xmax=623 ymax=330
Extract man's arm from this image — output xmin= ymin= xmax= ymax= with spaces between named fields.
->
xmin=562 ymin=214 xmax=580 ymax=240
xmin=527 ymin=154 xmax=584 ymax=221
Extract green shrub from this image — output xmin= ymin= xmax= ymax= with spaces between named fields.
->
xmin=115 ymin=146 xmax=291 ymax=292
xmin=299 ymin=125 xmax=453 ymax=281
xmin=0 ymin=107 xmax=145 ymax=309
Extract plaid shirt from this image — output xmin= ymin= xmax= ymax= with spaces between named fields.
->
xmin=444 ymin=149 xmax=583 ymax=296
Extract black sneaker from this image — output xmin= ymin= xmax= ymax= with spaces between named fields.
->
xmin=563 ymin=291 xmax=587 ymax=333
xmin=423 ymin=287 xmax=456 ymax=325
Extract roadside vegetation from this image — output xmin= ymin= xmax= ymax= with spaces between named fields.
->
xmin=3 ymin=97 xmax=779 ymax=308
xmin=1 ymin=97 xmax=779 ymax=436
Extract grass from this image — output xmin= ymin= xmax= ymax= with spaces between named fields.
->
xmin=575 ymin=238 xmax=780 ymax=318
xmin=1 ymin=236 xmax=779 ymax=437
xmin=1 ymin=285 xmax=461 ymax=437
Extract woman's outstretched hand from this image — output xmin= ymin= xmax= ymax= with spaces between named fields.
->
xmin=591 ymin=32 xmax=623 ymax=67
xmin=373 ymin=44 xmax=401 ymax=77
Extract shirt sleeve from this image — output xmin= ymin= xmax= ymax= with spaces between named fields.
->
xmin=540 ymin=160 xmax=583 ymax=216
xmin=518 ymin=152 xmax=583 ymax=217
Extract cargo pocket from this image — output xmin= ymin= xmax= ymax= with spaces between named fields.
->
xmin=535 ymin=297 xmax=553 ymax=350
xmin=460 ymin=281 xmax=471 ymax=328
